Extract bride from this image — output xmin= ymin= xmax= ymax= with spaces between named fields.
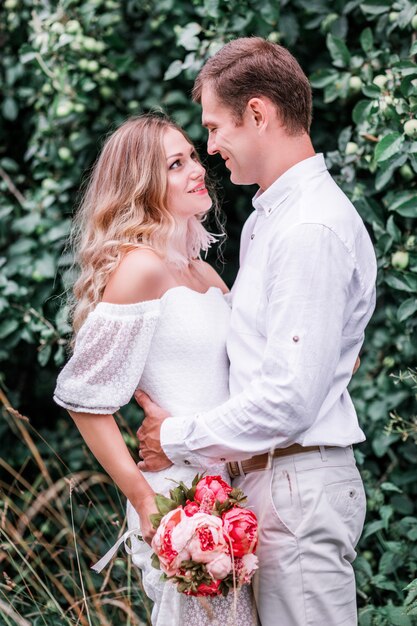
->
xmin=54 ymin=114 xmax=258 ymax=625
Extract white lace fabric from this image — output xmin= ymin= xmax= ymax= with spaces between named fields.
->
xmin=54 ymin=300 xmax=160 ymax=414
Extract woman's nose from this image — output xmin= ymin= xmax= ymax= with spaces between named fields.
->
xmin=190 ymin=161 xmax=206 ymax=178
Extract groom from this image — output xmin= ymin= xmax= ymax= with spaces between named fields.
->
xmin=137 ymin=37 xmax=377 ymax=625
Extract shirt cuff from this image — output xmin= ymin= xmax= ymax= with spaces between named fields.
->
xmin=160 ymin=416 xmax=203 ymax=467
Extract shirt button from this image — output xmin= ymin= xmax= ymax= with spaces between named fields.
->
xmin=250 ymin=234 xmax=255 ymax=240
xmin=292 ymin=335 xmax=300 ymax=343
xmin=184 ymin=459 xmax=190 ymax=465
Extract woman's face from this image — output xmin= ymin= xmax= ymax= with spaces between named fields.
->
xmin=163 ymin=127 xmax=212 ymax=219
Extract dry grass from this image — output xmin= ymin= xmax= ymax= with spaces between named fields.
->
xmin=0 ymin=390 xmax=152 ymax=625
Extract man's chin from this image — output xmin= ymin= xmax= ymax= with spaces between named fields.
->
xmin=229 ymin=171 xmax=255 ymax=186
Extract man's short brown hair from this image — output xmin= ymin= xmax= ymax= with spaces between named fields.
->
xmin=192 ymin=37 xmax=312 ymax=135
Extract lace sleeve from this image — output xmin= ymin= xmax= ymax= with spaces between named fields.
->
xmin=53 ymin=300 xmax=160 ymax=414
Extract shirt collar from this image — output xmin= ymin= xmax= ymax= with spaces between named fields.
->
xmin=252 ymin=153 xmax=327 ymax=216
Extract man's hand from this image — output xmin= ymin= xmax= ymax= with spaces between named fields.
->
xmin=135 ymin=390 xmax=173 ymax=472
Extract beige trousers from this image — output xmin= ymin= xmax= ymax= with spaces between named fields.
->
xmin=233 ymin=446 xmax=366 ymax=626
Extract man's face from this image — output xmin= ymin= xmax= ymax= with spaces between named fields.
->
xmin=201 ymin=84 xmax=259 ymax=186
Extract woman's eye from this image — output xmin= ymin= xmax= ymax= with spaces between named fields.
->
xmin=191 ymin=151 xmax=199 ymax=161
xmin=169 ymin=159 xmax=181 ymax=170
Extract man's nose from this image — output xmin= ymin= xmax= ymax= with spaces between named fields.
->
xmin=207 ymin=134 xmax=218 ymax=155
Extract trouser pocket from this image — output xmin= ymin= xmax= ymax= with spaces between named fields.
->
xmin=269 ymin=461 xmax=303 ymax=536
xmin=324 ymin=474 xmax=367 ymax=548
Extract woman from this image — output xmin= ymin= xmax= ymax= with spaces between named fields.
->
xmin=54 ymin=115 xmax=258 ymax=625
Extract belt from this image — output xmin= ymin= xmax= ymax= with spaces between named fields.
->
xmin=227 ymin=444 xmax=339 ymax=478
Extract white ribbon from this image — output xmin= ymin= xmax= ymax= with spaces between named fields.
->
xmin=91 ymin=527 xmax=143 ymax=573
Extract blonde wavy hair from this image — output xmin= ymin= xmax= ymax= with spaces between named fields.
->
xmin=70 ymin=114 xmax=222 ymax=334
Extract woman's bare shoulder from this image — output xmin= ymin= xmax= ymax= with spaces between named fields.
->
xmin=102 ymin=248 xmax=167 ymax=304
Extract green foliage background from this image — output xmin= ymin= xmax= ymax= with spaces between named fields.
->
xmin=1 ymin=0 xmax=417 ymax=624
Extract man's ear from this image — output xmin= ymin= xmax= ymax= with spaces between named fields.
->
xmin=246 ymin=97 xmax=269 ymax=129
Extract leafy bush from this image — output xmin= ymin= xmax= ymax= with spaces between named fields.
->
xmin=1 ymin=0 xmax=417 ymax=624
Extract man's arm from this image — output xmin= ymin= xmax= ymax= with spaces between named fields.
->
xmin=140 ymin=224 xmax=359 ymax=468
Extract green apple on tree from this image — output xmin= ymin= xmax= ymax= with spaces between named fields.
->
xmin=391 ymin=251 xmax=410 ymax=270
xmin=404 ymin=119 xmax=417 ymax=138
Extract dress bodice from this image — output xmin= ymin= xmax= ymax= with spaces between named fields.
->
xmin=139 ymin=286 xmax=230 ymax=414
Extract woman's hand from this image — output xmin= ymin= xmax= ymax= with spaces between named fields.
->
xmin=353 ymin=356 xmax=360 ymax=375
xmin=135 ymin=492 xmax=159 ymax=546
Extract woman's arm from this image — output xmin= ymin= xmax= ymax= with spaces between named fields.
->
xmin=69 ymin=410 xmax=160 ymax=544
xmin=62 ymin=250 xmax=170 ymax=542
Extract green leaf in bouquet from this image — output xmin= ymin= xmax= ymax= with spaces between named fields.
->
xmin=186 ymin=485 xmax=197 ymax=500
xmin=177 ymin=581 xmax=190 ymax=593
xmin=169 ymin=485 xmax=187 ymax=506
xmin=212 ymin=501 xmax=224 ymax=515
xmin=229 ymin=487 xmax=248 ymax=505
xmin=151 ymin=552 xmax=161 ymax=570
xmin=191 ymin=473 xmax=205 ymax=487
xmin=150 ymin=512 xmax=163 ymax=529
xmin=154 ymin=494 xmax=177 ymax=516
xmin=220 ymin=573 xmax=234 ymax=596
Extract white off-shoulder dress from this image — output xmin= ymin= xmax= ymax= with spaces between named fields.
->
xmin=54 ymin=286 xmax=258 ymax=626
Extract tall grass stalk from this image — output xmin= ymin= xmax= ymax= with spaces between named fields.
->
xmin=69 ymin=483 xmax=93 ymax=626
xmin=1 ymin=391 xmax=152 ymax=625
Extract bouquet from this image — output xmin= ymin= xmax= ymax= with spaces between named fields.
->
xmin=150 ymin=474 xmax=258 ymax=597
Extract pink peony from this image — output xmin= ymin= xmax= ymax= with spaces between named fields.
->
xmin=222 ymin=507 xmax=258 ymax=557
xmin=194 ymin=476 xmax=233 ymax=508
xmin=171 ymin=512 xmax=228 ymax=564
xmin=206 ymin=552 xmax=232 ymax=580
xmin=151 ymin=507 xmax=190 ymax=575
xmin=184 ymin=500 xmax=200 ymax=517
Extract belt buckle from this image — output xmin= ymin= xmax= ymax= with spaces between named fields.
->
xmin=227 ymin=460 xmax=247 ymax=479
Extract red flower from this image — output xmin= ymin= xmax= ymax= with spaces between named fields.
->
xmin=185 ymin=579 xmax=222 ymax=597
xmin=194 ymin=476 xmax=232 ymax=507
xmin=184 ymin=500 xmax=200 ymax=517
xmin=222 ymin=507 xmax=258 ymax=557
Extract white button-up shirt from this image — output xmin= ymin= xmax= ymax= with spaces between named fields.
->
xmin=161 ymin=154 xmax=377 ymax=465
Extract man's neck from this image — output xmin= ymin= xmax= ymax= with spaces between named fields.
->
xmin=258 ymin=133 xmax=316 ymax=192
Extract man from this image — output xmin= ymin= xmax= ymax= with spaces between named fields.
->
xmin=137 ymin=37 xmax=377 ymax=625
